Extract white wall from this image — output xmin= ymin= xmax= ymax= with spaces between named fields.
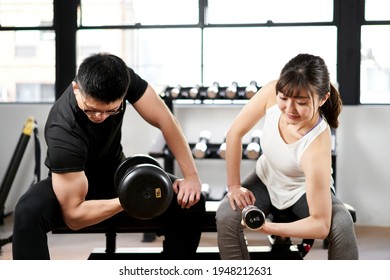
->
xmin=337 ymin=106 xmax=390 ymax=227
xmin=0 ymin=103 xmax=389 ymax=227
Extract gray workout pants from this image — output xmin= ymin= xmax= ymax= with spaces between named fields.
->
xmin=215 ymin=169 xmax=359 ymax=260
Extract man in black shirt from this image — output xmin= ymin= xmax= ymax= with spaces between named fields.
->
xmin=12 ymin=52 xmax=205 ymax=259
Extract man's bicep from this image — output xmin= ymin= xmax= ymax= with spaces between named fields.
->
xmin=52 ymin=171 xmax=88 ymax=212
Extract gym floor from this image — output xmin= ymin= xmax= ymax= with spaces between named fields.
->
xmin=1 ymin=214 xmax=389 ymax=260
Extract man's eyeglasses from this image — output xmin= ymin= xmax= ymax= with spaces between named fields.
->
xmin=82 ymin=99 xmax=124 ymax=117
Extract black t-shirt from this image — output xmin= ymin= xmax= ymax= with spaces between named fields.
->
xmin=44 ymin=67 xmax=148 ymax=198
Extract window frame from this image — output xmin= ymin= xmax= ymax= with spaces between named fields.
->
xmin=1 ymin=0 xmax=388 ymax=105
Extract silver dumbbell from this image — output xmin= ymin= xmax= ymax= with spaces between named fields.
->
xmin=245 ymin=130 xmax=262 ymax=160
xmin=192 ymin=130 xmax=212 ymax=159
xmin=201 ymin=183 xmax=211 ymax=200
xmin=217 ymin=132 xmax=227 ymax=159
xmin=225 ymin=81 xmax=238 ymax=99
xmin=170 ymin=85 xmax=182 ymax=99
xmin=189 ymin=85 xmax=200 ymax=99
xmin=245 ymin=81 xmax=258 ymax=99
xmin=218 ymin=142 xmax=226 ymax=159
xmin=242 ymin=205 xmax=266 ymax=230
xmin=207 ymin=82 xmax=219 ymax=99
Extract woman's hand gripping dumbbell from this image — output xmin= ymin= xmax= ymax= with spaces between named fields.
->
xmin=242 ymin=205 xmax=266 ymax=230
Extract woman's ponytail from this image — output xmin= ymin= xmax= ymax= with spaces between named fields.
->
xmin=320 ymin=83 xmax=343 ymax=129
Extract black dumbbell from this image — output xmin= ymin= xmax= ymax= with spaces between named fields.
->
xmin=245 ymin=81 xmax=258 ymax=99
xmin=192 ymin=130 xmax=211 ymax=158
xmin=245 ymin=129 xmax=262 ymax=159
xmin=242 ymin=205 xmax=266 ymax=230
xmin=114 ymin=154 xmax=173 ymax=220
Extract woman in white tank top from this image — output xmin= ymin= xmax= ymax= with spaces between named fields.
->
xmin=216 ymin=53 xmax=358 ymax=260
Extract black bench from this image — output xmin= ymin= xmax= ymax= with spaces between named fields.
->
xmin=52 ymin=201 xmax=223 ymax=259
xmin=53 ymin=201 xmax=342 ymax=260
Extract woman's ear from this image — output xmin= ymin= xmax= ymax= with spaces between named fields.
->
xmin=320 ymin=92 xmax=330 ymax=107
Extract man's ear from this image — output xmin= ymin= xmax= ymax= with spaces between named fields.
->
xmin=72 ymin=81 xmax=79 ymax=94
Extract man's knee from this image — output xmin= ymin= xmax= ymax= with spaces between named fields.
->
xmin=13 ymin=197 xmax=39 ymax=233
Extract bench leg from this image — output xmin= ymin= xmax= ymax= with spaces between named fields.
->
xmin=105 ymin=232 xmax=117 ymax=254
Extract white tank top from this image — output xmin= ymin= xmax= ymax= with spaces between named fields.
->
xmin=255 ymin=104 xmax=333 ymax=209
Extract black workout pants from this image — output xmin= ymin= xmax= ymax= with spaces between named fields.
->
xmin=12 ymin=176 xmax=206 ymax=260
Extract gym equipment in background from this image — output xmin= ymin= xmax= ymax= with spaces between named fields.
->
xmin=192 ymin=130 xmax=212 ymax=159
xmin=225 ymin=81 xmax=239 ymax=99
xmin=169 ymin=85 xmax=182 ymax=99
xmin=206 ymin=82 xmax=220 ymax=99
xmin=245 ymin=129 xmax=262 ymax=159
xmin=245 ymin=80 xmax=259 ymax=99
xmin=189 ymin=84 xmax=201 ymax=99
xmin=160 ymin=81 xmax=261 ymax=102
xmin=0 ymin=117 xmax=40 ymax=255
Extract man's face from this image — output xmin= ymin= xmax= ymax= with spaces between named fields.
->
xmin=72 ymin=81 xmax=123 ymax=123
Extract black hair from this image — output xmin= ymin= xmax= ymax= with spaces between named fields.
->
xmin=275 ymin=53 xmax=342 ymax=129
xmin=76 ymin=52 xmax=130 ymax=103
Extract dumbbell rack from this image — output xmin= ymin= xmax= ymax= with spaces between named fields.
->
xmin=150 ymin=143 xmax=256 ymax=173
xmin=152 ymin=84 xmax=338 ymax=197
xmin=150 ymin=83 xmax=262 ymax=200
xmin=160 ymin=83 xmax=259 ymax=102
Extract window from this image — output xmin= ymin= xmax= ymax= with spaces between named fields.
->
xmin=360 ymin=0 xmax=390 ymax=104
xmin=1 ymin=0 xmax=389 ymax=104
xmin=207 ymin=0 xmax=333 ymax=23
xmin=16 ymin=83 xmax=54 ymax=102
xmin=0 ymin=1 xmax=55 ymax=103
xmin=77 ymin=0 xmax=336 ymax=93
xmin=202 ymin=27 xmax=336 ymax=87
xmin=0 ymin=0 xmax=53 ymax=27
xmin=77 ymin=28 xmax=202 ymax=86
xmin=79 ymin=0 xmax=199 ymax=26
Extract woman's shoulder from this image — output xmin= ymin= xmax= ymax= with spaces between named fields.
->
xmin=260 ymin=80 xmax=278 ymax=110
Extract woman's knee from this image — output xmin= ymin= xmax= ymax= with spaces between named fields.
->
xmin=327 ymin=203 xmax=359 ymax=259
xmin=328 ymin=203 xmax=356 ymax=240
xmin=216 ymin=197 xmax=242 ymax=230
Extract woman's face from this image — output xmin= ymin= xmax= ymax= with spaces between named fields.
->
xmin=276 ymin=90 xmax=320 ymax=125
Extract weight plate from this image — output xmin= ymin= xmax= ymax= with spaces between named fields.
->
xmin=114 ymin=154 xmax=161 ymax=191
xmin=118 ymin=163 xmax=173 ymax=220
